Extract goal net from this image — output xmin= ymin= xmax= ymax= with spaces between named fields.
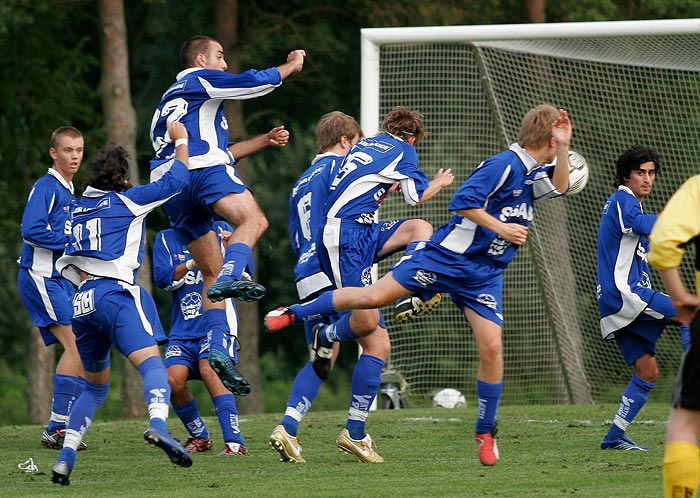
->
xmin=364 ymin=19 xmax=700 ymax=405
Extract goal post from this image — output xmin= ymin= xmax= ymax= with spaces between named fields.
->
xmin=363 ymin=19 xmax=700 ymax=406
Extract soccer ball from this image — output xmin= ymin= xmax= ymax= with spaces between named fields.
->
xmin=432 ymin=388 xmax=466 ymax=409
xmin=567 ymin=150 xmax=589 ymax=195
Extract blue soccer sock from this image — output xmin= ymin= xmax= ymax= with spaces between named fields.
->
xmin=48 ymin=374 xmax=86 ymax=432
xmin=281 ymin=362 xmax=324 ymax=437
xmin=173 ymin=398 xmax=210 ymax=440
xmin=289 ymin=291 xmax=338 ymax=322
xmin=61 ymin=380 xmax=110 ymax=456
xmin=605 ymin=374 xmax=654 ymax=441
xmin=320 ymin=313 xmax=359 ymax=346
xmin=475 ymin=380 xmax=503 ymax=434
xmin=204 ymin=308 xmax=231 ymax=355
xmin=55 ymin=446 xmax=77 ymax=472
xmin=65 ymin=380 xmax=109 ymax=437
xmin=138 ymin=356 xmax=170 ymax=432
xmin=346 ymin=355 xmax=384 ymax=440
xmin=213 ymin=394 xmax=245 ymax=445
xmin=218 ymin=242 xmax=252 ymax=281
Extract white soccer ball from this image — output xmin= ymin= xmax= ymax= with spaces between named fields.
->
xmin=432 ymin=388 xmax=466 ymax=409
xmin=567 ymin=150 xmax=589 ymax=195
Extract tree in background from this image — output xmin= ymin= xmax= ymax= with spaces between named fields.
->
xmin=0 ymin=0 xmax=101 ymax=424
xmin=97 ymin=0 xmax=147 ymax=418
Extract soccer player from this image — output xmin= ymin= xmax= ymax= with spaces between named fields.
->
xmin=265 ymin=105 xmax=573 ymax=466
xmin=149 ymin=35 xmax=305 ymax=394
xmin=597 ymin=145 xmax=689 ymax=452
xmin=51 ymin=121 xmax=193 ymax=486
xmin=154 ymin=222 xmax=248 ymax=456
xmin=269 ymin=111 xmax=360 ymax=463
xmin=18 ymin=126 xmax=87 ymax=451
xmin=647 ymin=175 xmax=700 ymax=498
xmin=269 ymin=107 xmax=454 ymax=463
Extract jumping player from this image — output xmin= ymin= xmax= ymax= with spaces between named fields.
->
xmin=149 ymin=35 xmax=305 ymax=394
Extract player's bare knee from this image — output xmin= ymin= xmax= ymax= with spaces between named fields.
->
xmin=479 ymin=343 xmax=502 ymax=363
xmin=167 ymin=372 xmax=187 ymax=392
xmin=636 ymin=365 xmax=659 ymax=383
xmin=350 ymin=314 xmax=380 ymax=336
xmin=412 ymin=219 xmax=433 ymax=240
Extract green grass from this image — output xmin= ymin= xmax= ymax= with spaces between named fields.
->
xmin=2 ymin=403 xmax=670 ymax=497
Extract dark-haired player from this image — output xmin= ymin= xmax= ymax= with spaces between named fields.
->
xmin=149 ymin=35 xmax=305 ymax=394
xmin=51 ymin=122 xmax=193 ymax=485
xmin=597 ymin=145 xmax=689 ymax=451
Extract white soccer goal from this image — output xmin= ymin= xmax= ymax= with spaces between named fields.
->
xmin=364 ymin=19 xmax=700 ymax=406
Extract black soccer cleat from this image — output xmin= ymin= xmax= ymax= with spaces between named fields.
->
xmin=207 ymin=279 xmax=266 ymax=303
xmin=311 ymin=324 xmax=333 ymax=381
xmin=51 ymin=460 xmax=72 ymax=486
xmin=209 ymin=349 xmax=252 ymax=396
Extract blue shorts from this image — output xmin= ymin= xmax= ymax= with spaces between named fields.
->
xmin=18 ymin=268 xmax=75 ymax=346
xmin=318 ymin=218 xmax=404 ymax=331
xmin=390 ymin=241 xmax=505 ymax=326
xmin=614 ymin=292 xmax=674 ymax=365
xmin=164 ymin=337 xmax=211 ymax=381
xmin=163 ymin=165 xmax=249 ymax=246
xmin=71 ymin=279 xmax=167 ymax=373
xmin=319 ymin=218 xmax=406 ymax=288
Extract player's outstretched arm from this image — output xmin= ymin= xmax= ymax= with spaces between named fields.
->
xmin=228 ymin=126 xmax=289 ymax=161
xmin=277 ymin=50 xmax=306 ymax=80
xmin=415 ymin=168 xmax=455 ymax=206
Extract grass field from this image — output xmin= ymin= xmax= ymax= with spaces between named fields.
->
xmin=2 ymin=403 xmax=671 ymax=497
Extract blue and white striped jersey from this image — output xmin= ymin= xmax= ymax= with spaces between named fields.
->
xmin=431 ymin=144 xmax=561 ymax=268
xmin=19 ymin=169 xmax=75 ymax=278
xmin=289 ymin=153 xmax=341 ymax=299
xmin=153 ymin=222 xmax=237 ymax=341
xmin=149 ymin=67 xmax=282 ymax=177
xmin=324 ymin=133 xmax=429 ymax=223
xmin=57 ymin=160 xmax=190 ymax=286
xmin=597 ymin=186 xmax=658 ymax=338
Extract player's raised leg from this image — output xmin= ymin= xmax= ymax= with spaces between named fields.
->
xmin=207 ymin=190 xmax=268 ymax=303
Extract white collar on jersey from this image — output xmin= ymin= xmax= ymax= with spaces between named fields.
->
xmin=176 ymin=67 xmax=204 ymax=80
xmin=509 ymin=143 xmax=539 ymax=173
xmin=47 ymin=168 xmax=75 ymax=195
xmin=82 ymin=186 xmax=109 ymax=198
xmin=311 ymin=151 xmax=343 ymax=165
